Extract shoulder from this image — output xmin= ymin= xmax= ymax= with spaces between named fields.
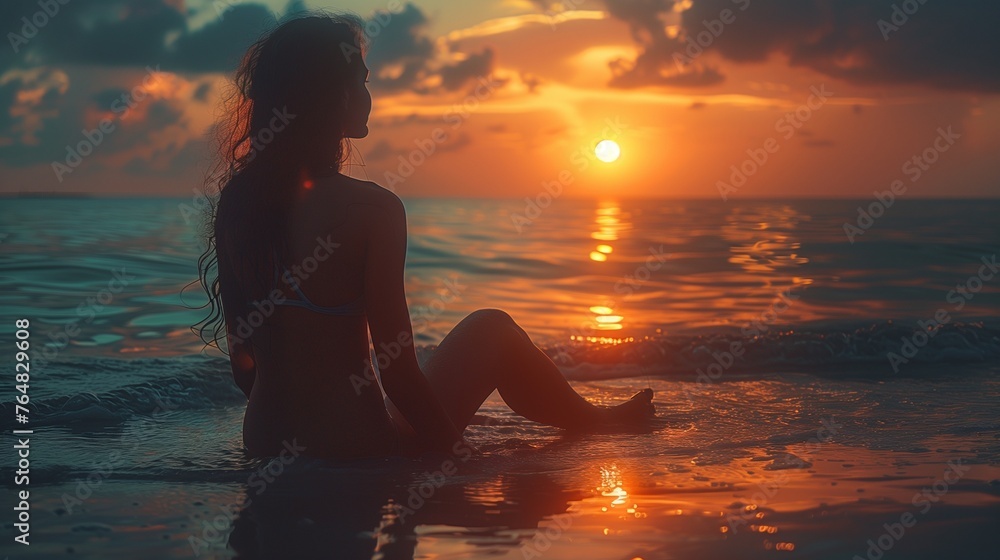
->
xmin=342 ymin=178 xmax=405 ymax=219
xmin=307 ymin=173 xmax=405 ymax=218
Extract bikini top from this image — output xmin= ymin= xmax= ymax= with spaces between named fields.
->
xmin=270 ymin=261 xmax=365 ymax=316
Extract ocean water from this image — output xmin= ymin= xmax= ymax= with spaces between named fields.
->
xmin=0 ymin=198 xmax=998 ymax=559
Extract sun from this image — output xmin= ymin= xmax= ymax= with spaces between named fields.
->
xmin=595 ymin=139 xmax=621 ymax=163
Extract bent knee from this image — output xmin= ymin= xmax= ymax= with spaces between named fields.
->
xmin=449 ymin=309 xmax=525 ymax=349
xmin=464 ymin=308 xmax=514 ymax=326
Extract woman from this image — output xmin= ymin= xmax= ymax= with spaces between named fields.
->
xmin=196 ymin=14 xmax=654 ymax=460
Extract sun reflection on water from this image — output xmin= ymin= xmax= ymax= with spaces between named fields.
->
xmin=586 ymin=202 xmax=633 ymax=331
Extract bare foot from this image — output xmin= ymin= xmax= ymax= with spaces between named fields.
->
xmin=602 ymin=388 xmax=655 ymax=425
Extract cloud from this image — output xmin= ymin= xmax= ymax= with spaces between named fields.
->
xmin=443 ymin=10 xmax=607 ymax=42
xmin=0 ymin=1 xmax=503 ymax=178
xmin=1 ymin=0 xmax=279 ymax=74
xmin=367 ymin=3 xmax=499 ymax=94
xmin=599 ymin=0 xmax=726 ymax=88
xmin=602 ymin=0 xmax=1000 ymax=92
xmin=192 ymin=81 xmax=213 ymax=102
xmin=169 ymin=4 xmax=278 ymax=72
xmin=1 ymin=0 xmax=187 ymax=74
xmin=0 ymin=66 xmax=190 ymax=168
xmin=367 ymin=3 xmax=435 ymax=66
xmin=0 ymin=68 xmax=71 ymax=160
xmin=439 ymin=48 xmax=496 ymax=91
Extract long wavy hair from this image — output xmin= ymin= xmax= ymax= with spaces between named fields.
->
xmin=193 ymin=14 xmax=367 ymax=353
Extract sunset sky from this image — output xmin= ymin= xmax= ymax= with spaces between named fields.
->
xmin=1 ymin=0 xmax=998 ymax=198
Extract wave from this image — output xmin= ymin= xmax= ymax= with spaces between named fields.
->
xmin=554 ymin=320 xmax=1000 ymax=380
xmin=2 ymin=355 xmax=245 ymax=429
xmin=4 ymin=322 xmax=997 ymax=430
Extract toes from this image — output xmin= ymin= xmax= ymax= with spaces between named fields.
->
xmin=632 ymin=388 xmax=653 ymax=402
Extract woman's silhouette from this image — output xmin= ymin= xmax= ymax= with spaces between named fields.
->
xmin=196 ymin=14 xmax=654 ymax=459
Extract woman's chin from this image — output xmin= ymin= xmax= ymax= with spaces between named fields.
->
xmin=347 ymin=125 xmax=369 ymax=139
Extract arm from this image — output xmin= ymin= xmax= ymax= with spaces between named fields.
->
xmin=226 ymin=317 xmax=256 ymax=399
xmin=363 ymin=192 xmax=464 ymax=453
xmin=216 ymin=240 xmax=256 ymax=399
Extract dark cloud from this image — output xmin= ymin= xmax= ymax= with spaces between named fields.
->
xmin=366 ymin=3 xmax=435 ymax=66
xmin=439 ymin=48 xmax=495 ymax=91
xmin=685 ymin=0 xmax=1000 ymax=91
xmin=364 ymin=3 xmax=434 ymax=92
xmin=3 ymin=1 xmax=498 ymax=90
xmin=1 ymin=0 xmax=277 ymax=74
xmin=601 ymin=0 xmax=726 ymax=88
xmin=0 ymin=81 xmax=21 ymax=131
xmin=192 ymin=81 xmax=213 ymax=102
xmin=603 ymin=0 xmax=1000 ymax=92
xmin=1 ymin=0 xmax=186 ymax=74
xmin=0 ymin=68 xmax=72 ymax=165
xmin=93 ymin=88 xmax=131 ymax=108
xmin=169 ymin=4 xmax=278 ymax=72
xmin=366 ymin=4 xmax=497 ymax=94
xmin=0 ymin=1 xmax=498 ymax=174
xmin=0 ymin=67 xmax=187 ymax=168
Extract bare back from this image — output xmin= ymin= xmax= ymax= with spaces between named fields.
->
xmin=230 ymin=173 xmax=400 ymax=458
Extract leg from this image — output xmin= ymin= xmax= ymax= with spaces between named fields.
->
xmin=407 ymin=309 xmax=653 ymax=432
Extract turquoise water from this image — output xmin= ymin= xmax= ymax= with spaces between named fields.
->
xmin=2 ymin=198 xmax=999 ymax=354
xmin=0 ymin=198 xmax=998 ymax=559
